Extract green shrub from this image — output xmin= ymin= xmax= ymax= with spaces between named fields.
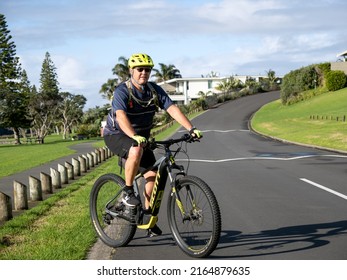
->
xmin=75 ymin=124 xmax=99 ymax=137
xmin=281 ymin=63 xmax=331 ymax=105
xmin=325 ymin=70 xmax=347 ymax=91
xmin=190 ymin=98 xmax=208 ymax=110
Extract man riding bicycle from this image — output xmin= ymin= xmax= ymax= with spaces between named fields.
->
xmin=103 ymin=53 xmax=202 ymax=235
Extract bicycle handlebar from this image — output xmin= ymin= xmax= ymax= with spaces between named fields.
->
xmin=149 ymin=133 xmax=199 ymax=149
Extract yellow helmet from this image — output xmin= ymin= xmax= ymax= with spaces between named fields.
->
xmin=128 ymin=53 xmax=154 ymax=69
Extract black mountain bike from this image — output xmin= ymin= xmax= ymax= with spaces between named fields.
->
xmin=89 ymin=134 xmax=221 ymax=258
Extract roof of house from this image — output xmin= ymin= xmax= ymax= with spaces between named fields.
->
xmin=158 ymin=82 xmax=176 ymax=92
xmin=336 ymin=50 xmax=347 ymax=57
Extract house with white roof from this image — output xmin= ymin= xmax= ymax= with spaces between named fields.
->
xmin=331 ymin=50 xmax=347 ymax=74
xmin=157 ymin=75 xmax=268 ymax=105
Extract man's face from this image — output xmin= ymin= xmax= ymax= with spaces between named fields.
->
xmin=132 ymin=67 xmax=152 ymax=85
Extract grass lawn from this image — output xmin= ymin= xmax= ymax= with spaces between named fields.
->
xmin=0 ymin=135 xmax=104 ymax=178
xmin=251 ymin=88 xmax=347 ymax=152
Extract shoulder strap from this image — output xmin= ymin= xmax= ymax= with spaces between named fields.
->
xmin=147 ymin=82 xmax=159 ymax=108
xmin=125 ymin=80 xmax=159 ymax=110
xmin=125 ymin=80 xmax=134 ymax=108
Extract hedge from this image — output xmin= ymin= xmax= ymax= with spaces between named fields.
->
xmin=325 ymin=70 xmax=347 ymax=91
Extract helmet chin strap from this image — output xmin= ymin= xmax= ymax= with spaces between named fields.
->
xmin=131 ymin=74 xmax=146 ymax=91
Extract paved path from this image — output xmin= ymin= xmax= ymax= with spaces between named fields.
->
xmin=0 ymin=141 xmax=99 ymax=200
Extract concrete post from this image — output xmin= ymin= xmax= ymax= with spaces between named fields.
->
xmin=50 ymin=167 xmax=61 ymax=189
xmin=72 ymin=158 xmax=81 ymax=177
xmin=0 ymin=192 xmax=12 ymax=222
xmin=13 ymin=180 xmax=28 ymax=210
xmin=82 ymin=154 xmax=89 ymax=170
xmin=79 ymin=155 xmax=87 ymax=173
xmin=29 ymin=176 xmax=43 ymax=201
xmin=58 ymin=164 xmax=68 ymax=184
xmin=87 ymin=153 xmax=94 ymax=168
xmin=91 ymin=152 xmax=98 ymax=166
xmin=65 ymin=161 xmax=74 ymax=180
xmin=99 ymin=147 xmax=105 ymax=161
xmin=95 ymin=149 xmax=101 ymax=164
xmin=40 ymin=172 xmax=52 ymax=194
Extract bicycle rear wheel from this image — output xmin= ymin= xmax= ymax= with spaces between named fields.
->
xmin=167 ymin=175 xmax=221 ymax=258
xmin=90 ymin=173 xmax=137 ymax=247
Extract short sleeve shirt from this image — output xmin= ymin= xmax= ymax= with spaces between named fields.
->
xmin=103 ymin=81 xmax=174 ymax=137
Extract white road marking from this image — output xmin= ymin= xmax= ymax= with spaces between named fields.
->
xmin=178 ymin=129 xmax=249 ymax=133
xmin=177 ymin=154 xmax=347 ymax=163
xmin=300 ymin=178 xmax=347 ymax=200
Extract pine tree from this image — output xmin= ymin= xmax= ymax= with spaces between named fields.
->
xmin=0 ymin=14 xmax=31 ymax=144
xmin=30 ymin=52 xmax=62 ymax=143
xmin=39 ymin=52 xmax=59 ymax=98
xmin=0 ymin=14 xmax=21 ymax=88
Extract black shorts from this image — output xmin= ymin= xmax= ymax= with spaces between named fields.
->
xmin=104 ymin=133 xmax=156 ymax=169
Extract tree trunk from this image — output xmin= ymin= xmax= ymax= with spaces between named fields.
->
xmin=12 ymin=127 xmax=21 ymax=145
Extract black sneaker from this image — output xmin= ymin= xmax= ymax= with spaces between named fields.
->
xmin=147 ymin=224 xmax=162 ymax=237
xmin=122 ymin=191 xmax=140 ymax=207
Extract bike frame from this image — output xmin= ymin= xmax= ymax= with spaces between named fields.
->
xmin=133 ymin=141 xmax=186 ymax=230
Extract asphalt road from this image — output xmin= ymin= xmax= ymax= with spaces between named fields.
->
xmin=89 ymin=91 xmax=347 ymax=260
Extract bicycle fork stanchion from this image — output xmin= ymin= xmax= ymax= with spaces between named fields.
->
xmin=168 ymin=158 xmax=188 ymax=218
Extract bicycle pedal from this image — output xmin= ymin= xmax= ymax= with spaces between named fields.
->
xmin=103 ymin=213 xmax=112 ymax=225
xmin=146 ymin=225 xmax=162 ymax=237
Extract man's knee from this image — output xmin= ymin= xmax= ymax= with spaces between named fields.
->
xmin=128 ymin=146 xmax=143 ymax=160
xmin=144 ymin=171 xmax=156 ymax=183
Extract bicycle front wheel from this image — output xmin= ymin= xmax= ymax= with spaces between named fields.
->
xmin=90 ymin=173 xmax=137 ymax=247
xmin=167 ymin=175 xmax=221 ymax=258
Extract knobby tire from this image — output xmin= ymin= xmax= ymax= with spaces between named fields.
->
xmin=89 ymin=173 xmax=137 ymax=247
xmin=167 ymin=175 xmax=221 ymax=258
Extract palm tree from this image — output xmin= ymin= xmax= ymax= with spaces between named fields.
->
xmin=216 ymin=76 xmax=241 ymax=101
xmin=99 ymin=56 xmax=129 ymax=101
xmin=152 ymin=63 xmax=182 ymax=82
xmin=99 ymin=78 xmax=118 ymax=101
xmin=112 ymin=56 xmax=130 ymax=82
xmin=201 ymin=71 xmax=219 ymax=78
xmin=266 ymin=69 xmax=276 ymax=87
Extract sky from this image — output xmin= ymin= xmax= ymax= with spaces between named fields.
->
xmin=1 ymin=0 xmax=347 ymax=109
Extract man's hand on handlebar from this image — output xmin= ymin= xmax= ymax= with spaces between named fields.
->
xmin=189 ymin=127 xmax=203 ymax=141
xmin=132 ymin=134 xmax=147 ymax=146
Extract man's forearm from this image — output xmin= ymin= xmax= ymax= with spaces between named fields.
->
xmin=115 ymin=110 xmax=136 ymax=137
xmin=166 ymin=104 xmax=194 ymax=131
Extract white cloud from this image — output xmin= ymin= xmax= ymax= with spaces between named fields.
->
xmin=55 ymin=56 xmax=88 ymax=91
xmin=195 ymin=0 xmax=286 ymax=32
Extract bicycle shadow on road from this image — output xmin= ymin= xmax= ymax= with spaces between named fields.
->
xmin=213 ymin=220 xmax=347 ymax=259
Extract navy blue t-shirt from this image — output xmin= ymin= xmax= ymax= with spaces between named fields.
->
xmin=103 ymin=81 xmax=174 ymax=137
